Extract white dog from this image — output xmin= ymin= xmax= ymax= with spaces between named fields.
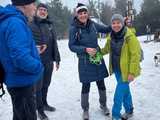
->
xmin=154 ymin=53 xmax=160 ymax=66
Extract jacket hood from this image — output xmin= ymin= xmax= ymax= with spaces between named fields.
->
xmin=0 ymin=5 xmax=27 ymax=24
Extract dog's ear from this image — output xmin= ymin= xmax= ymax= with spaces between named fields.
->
xmin=154 ymin=56 xmax=158 ymax=59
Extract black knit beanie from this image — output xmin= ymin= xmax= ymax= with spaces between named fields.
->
xmin=11 ymin=0 xmax=36 ymax=6
xmin=76 ymin=3 xmax=88 ymax=13
xmin=37 ymin=3 xmax=48 ymax=10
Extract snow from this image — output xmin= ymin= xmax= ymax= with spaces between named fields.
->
xmin=1 ymin=36 xmax=160 ymax=120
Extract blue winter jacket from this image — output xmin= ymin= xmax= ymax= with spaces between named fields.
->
xmin=0 ymin=5 xmax=43 ymax=88
xmin=69 ymin=17 xmax=111 ymax=83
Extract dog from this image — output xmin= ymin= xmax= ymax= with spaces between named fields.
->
xmin=154 ymin=53 xmax=160 ymax=67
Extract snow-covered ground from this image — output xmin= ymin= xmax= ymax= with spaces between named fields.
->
xmin=0 ymin=36 xmax=160 ymax=120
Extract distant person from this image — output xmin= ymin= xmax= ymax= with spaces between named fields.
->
xmin=69 ymin=3 xmax=111 ymax=120
xmin=101 ymin=14 xmax=141 ymax=120
xmin=124 ymin=17 xmax=136 ymax=35
xmin=146 ymin=25 xmax=151 ymax=41
xmin=0 ymin=0 xmax=43 ymax=120
xmin=29 ymin=3 xmax=61 ymax=120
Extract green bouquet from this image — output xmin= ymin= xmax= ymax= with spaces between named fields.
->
xmin=89 ymin=52 xmax=103 ymax=65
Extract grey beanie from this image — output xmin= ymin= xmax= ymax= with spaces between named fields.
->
xmin=111 ymin=14 xmax=124 ymax=26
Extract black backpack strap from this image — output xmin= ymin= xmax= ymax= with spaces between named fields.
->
xmin=75 ymin=27 xmax=81 ymax=41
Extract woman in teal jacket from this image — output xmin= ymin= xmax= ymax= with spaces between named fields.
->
xmin=69 ymin=3 xmax=111 ymax=120
xmin=101 ymin=14 xmax=141 ymax=120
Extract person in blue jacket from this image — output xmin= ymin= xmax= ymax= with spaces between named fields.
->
xmin=0 ymin=0 xmax=43 ymax=120
xmin=68 ymin=3 xmax=111 ymax=120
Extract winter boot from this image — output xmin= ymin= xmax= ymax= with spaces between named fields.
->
xmin=83 ymin=110 xmax=89 ymax=120
xmin=42 ymin=90 xmax=56 ymax=112
xmin=44 ymin=104 xmax=56 ymax=112
xmin=81 ymin=93 xmax=89 ymax=120
xmin=81 ymin=93 xmax=89 ymax=111
xmin=100 ymin=105 xmax=110 ymax=116
xmin=121 ymin=112 xmax=133 ymax=120
xmin=98 ymin=90 xmax=110 ymax=116
xmin=38 ymin=110 xmax=49 ymax=120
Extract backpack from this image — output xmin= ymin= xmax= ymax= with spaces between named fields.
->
xmin=0 ymin=61 xmax=5 ymax=98
xmin=127 ymin=27 xmax=144 ymax=62
xmin=126 ymin=39 xmax=144 ymax=62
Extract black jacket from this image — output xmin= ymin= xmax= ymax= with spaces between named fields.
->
xmin=29 ymin=16 xmax=60 ymax=64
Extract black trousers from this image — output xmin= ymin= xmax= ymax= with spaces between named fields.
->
xmin=41 ymin=61 xmax=53 ymax=105
xmin=7 ymin=85 xmax=37 ymax=120
xmin=34 ymin=61 xmax=53 ymax=111
xmin=82 ymin=80 xmax=106 ymax=94
xmin=34 ymin=76 xmax=43 ymax=112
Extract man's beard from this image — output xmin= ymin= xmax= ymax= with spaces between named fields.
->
xmin=39 ymin=15 xmax=47 ymax=19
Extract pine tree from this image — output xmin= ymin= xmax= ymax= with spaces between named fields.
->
xmin=114 ymin=0 xmax=128 ymax=16
xmin=135 ymin=0 xmax=160 ymax=35
xmin=88 ymin=0 xmax=99 ymax=17
xmin=100 ymin=2 xmax=113 ymax=25
xmin=47 ymin=0 xmax=71 ymax=39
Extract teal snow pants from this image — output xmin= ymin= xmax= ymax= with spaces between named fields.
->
xmin=112 ymin=70 xmax=133 ymax=119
